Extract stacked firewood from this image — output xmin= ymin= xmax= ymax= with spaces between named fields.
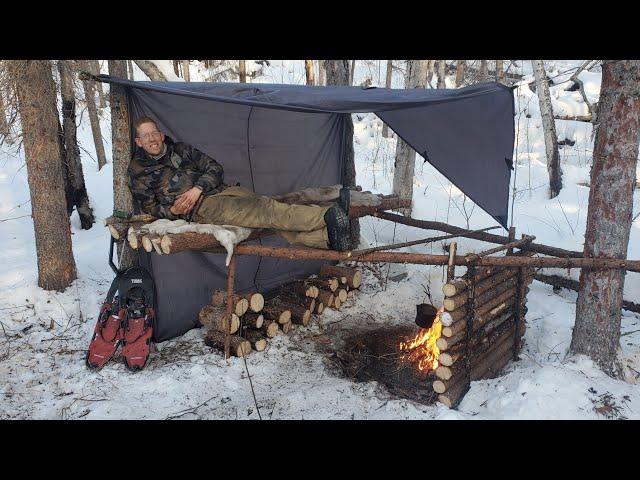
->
xmin=202 ymin=265 xmax=362 ymax=357
xmin=434 ymin=257 xmax=535 ymax=408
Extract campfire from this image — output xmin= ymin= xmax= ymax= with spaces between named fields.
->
xmin=399 ymin=306 xmax=444 ymax=372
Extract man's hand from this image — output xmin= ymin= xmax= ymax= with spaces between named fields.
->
xmin=171 ymin=186 xmax=202 ymax=216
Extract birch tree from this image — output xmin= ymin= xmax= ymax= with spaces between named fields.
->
xmin=570 ymin=60 xmax=640 ymax=378
xmin=532 ymin=60 xmax=562 ymax=198
xmin=392 ymin=60 xmax=428 ymax=215
xmin=8 ymin=60 xmax=77 ymax=290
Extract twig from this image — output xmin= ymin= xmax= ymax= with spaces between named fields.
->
xmin=166 ymin=395 xmax=218 ymax=420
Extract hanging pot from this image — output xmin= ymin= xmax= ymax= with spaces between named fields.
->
xmin=415 ymin=303 xmax=437 ymax=329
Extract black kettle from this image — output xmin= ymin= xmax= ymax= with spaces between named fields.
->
xmin=415 ymin=303 xmax=438 ymax=329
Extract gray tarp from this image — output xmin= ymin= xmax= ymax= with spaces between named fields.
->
xmin=96 ymin=75 xmax=515 ymax=342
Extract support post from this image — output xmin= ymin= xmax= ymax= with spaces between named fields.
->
xmin=224 ymin=254 xmax=237 ymax=360
xmin=447 ymin=242 xmax=457 ymax=283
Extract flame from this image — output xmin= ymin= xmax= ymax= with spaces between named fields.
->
xmin=399 ymin=307 xmax=444 ymax=372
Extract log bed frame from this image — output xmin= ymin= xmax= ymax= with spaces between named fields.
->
xmin=104 ymin=187 xmax=640 ymax=402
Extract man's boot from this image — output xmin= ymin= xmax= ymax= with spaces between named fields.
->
xmin=324 ymin=204 xmax=351 ymax=251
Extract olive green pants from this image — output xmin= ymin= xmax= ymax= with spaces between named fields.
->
xmin=192 ymin=186 xmax=330 ymax=249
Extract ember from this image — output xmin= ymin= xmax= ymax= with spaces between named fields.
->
xmin=399 ymin=307 xmax=444 ymax=371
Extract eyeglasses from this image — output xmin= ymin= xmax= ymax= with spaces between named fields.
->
xmin=138 ymin=131 xmax=162 ymax=141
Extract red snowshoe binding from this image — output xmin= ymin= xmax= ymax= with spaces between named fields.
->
xmin=85 ymin=303 xmax=124 ymax=370
xmin=122 ymin=305 xmax=155 ymax=372
xmin=86 ymin=237 xmax=156 ymax=371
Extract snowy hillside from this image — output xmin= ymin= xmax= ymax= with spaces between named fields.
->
xmin=0 ymin=60 xmax=639 ymax=420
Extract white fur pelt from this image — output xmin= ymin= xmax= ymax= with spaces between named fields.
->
xmin=144 ymin=219 xmax=252 ymax=266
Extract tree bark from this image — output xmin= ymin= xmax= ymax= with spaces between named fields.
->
xmin=204 ymin=330 xmax=251 ymax=357
xmin=426 ymin=60 xmax=434 ymax=86
xmin=349 ymin=60 xmax=356 ymax=85
xmin=108 ymin=60 xmax=136 ymax=269
xmin=392 ymin=60 xmax=428 ymax=215
xmin=318 ymin=60 xmax=327 ymax=86
xmin=324 ymin=59 xmax=360 ymax=249
xmin=570 ymin=60 xmax=640 ymax=378
xmin=238 ymin=60 xmax=246 ymax=83
xmin=58 ymin=60 xmax=95 ymax=230
xmin=10 ymin=60 xmax=77 ymax=290
xmin=495 ymin=60 xmax=504 ymax=83
xmin=304 ymin=60 xmax=315 ymax=86
xmin=479 ymin=60 xmax=488 ymax=82
xmin=134 ymin=60 xmax=168 ymax=81
xmin=532 ymin=60 xmax=562 ymax=198
xmin=437 ymin=60 xmax=446 ymax=88
xmin=87 ymin=60 xmax=106 ymax=108
xmin=0 ymin=88 xmax=8 ymax=138
xmin=79 ymin=60 xmax=107 ymax=170
xmin=182 ymin=60 xmax=190 ymax=82
xmin=455 ymin=60 xmax=465 ymax=87
xmin=127 ymin=60 xmax=134 ymax=80
xmin=382 ymin=60 xmax=393 ymax=138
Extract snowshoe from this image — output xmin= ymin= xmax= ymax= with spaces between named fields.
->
xmin=122 ymin=305 xmax=155 ymax=372
xmin=85 ymin=303 xmax=124 ymax=371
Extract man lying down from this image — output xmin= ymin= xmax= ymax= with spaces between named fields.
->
xmin=128 ymin=116 xmax=352 ymax=251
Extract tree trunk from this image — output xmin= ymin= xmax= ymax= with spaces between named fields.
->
xmin=570 ymin=60 xmax=640 ymax=378
xmin=324 ymin=59 xmax=360 ymax=249
xmin=87 ymin=60 xmax=106 ymax=108
xmin=455 ymin=60 xmax=465 ymax=87
xmin=0 ymin=88 xmax=8 ymax=139
xmin=57 ymin=60 xmax=95 ymax=230
xmin=108 ymin=60 xmax=136 ymax=269
xmin=10 ymin=60 xmax=77 ymax=291
xmin=495 ymin=60 xmax=504 ymax=83
xmin=532 ymin=60 xmax=562 ymax=198
xmin=304 ymin=60 xmax=315 ymax=86
xmin=134 ymin=60 xmax=167 ymax=81
xmin=182 ymin=60 xmax=190 ymax=82
xmin=479 ymin=60 xmax=488 ymax=82
xmin=382 ymin=60 xmax=393 ymax=138
xmin=80 ymin=60 xmax=108 ymax=170
xmin=172 ymin=60 xmax=180 ymax=77
xmin=349 ymin=60 xmax=356 ymax=85
xmin=238 ymin=60 xmax=246 ymax=83
xmin=127 ymin=60 xmax=134 ymax=80
xmin=426 ymin=60 xmax=434 ymax=86
xmin=318 ymin=60 xmax=327 ymax=86
xmin=437 ymin=60 xmax=446 ymax=88
xmin=392 ymin=60 xmax=428 ymax=215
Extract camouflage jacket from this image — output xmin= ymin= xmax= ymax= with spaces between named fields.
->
xmin=128 ymin=138 xmax=227 ymax=220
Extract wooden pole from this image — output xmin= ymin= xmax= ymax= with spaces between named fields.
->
xmin=373 ymin=211 xmax=584 ymax=259
xmin=226 ymin=244 xmax=640 ymax=271
xmin=224 ymin=254 xmax=237 ymax=359
xmin=447 ymin=242 xmax=457 ymax=282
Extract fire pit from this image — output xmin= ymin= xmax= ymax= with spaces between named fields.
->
xmin=326 ymin=324 xmax=439 ymax=406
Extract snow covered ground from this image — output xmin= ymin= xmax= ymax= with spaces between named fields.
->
xmin=1 ymin=60 xmax=639 ymax=420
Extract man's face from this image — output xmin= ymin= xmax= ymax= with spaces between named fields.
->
xmin=135 ymin=121 xmax=165 ymax=156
